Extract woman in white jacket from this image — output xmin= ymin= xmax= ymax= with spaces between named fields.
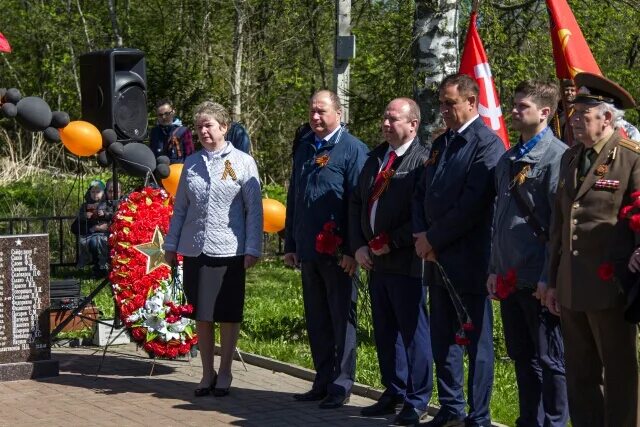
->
xmin=164 ymin=101 xmax=263 ymax=397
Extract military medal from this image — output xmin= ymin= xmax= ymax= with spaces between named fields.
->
xmin=315 ymin=154 xmax=330 ymax=167
xmin=595 ymin=164 xmax=608 ymax=176
xmin=594 ymin=179 xmax=620 ymax=190
xmin=221 ymin=159 xmax=237 ymax=180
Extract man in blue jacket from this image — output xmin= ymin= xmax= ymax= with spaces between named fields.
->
xmin=350 ymin=98 xmax=432 ymax=425
xmin=284 ymin=90 xmax=368 ymax=409
xmin=488 ymin=80 xmax=568 ymax=427
xmin=413 ymin=74 xmax=505 ymax=427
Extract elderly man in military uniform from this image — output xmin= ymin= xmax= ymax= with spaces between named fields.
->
xmin=546 ymin=72 xmax=640 ymax=427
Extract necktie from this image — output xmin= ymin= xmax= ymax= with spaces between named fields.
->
xmin=580 ymin=148 xmax=596 ymax=179
xmin=368 ymin=151 xmax=397 ymax=215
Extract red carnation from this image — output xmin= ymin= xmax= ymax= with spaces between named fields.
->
xmin=597 ymin=262 xmax=615 ymax=282
xmin=620 ymin=205 xmax=633 ymax=220
xmin=455 ymin=331 xmax=470 ymax=346
xmin=462 ymin=322 xmax=474 ymax=332
xmin=315 ymin=222 xmax=343 ymax=255
xmin=632 ymin=190 xmax=640 ymax=200
xmin=369 ymin=232 xmax=390 ymax=251
xmin=495 ymin=269 xmax=517 ymax=300
xmin=323 ymin=221 xmax=337 ymax=231
xmin=630 ymin=214 xmax=640 ymax=232
xmin=130 ymin=327 xmax=146 ymax=341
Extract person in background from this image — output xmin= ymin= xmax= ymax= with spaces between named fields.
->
xmin=75 ymin=179 xmax=111 ymax=277
xmin=284 ymin=89 xmax=368 ymax=409
xmin=350 ymin=98 xmax=432 ymax=425
xmin=550 ymin=79 xmax=576 ymax=146
xmin=163 ymin=101 xmax=262 ymax=398
xmin=487 ymin=80 xmax=568 ymax=426
xmin=149 ymin=98 xmax=194 ymax=163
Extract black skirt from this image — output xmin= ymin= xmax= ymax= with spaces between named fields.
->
xmin=182 ymin=254 xmax=246 ymax=322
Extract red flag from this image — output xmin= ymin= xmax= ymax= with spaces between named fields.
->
xmin=0 ymin=32 xmax=10 ymax=53
xmin=546 ymin=0 xmax=600 ymax=79
xmin=459 ymin=12 xmax=509 ymax=148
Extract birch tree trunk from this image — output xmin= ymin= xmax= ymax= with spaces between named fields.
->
xmin=232 ymin=0 xmax=246 ymax=122
xmin=414 ymin=0 xmax=458 ymax=143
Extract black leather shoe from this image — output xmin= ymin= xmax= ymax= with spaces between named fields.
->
xmin=194 ymin=380 xmax=216 ymax=397
xmin=213 ymin=387 xmax=230 ymax=397
xmin=318 ymin=393 xmax=350 ymax=409
xmin=424 ymin=412 xmax=465 ymax=427
xmin=293 ymin=389 xmax=327 ymax=401
xmin=360 ymin=394 xmax=404 ymax=416
xmin=394 ymin=404 xmax=427 ymax=426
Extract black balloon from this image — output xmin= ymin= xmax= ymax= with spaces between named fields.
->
xmin=155 ymin=163 xmax=170 ymax=179
xmin=118 ymin=142 xmax=156 ymax=177
xmin=156 ymin=155 xmax=170 ymax=165
xmin=97 ymin=150 xmax=112 ymax=167
xmin=4 ymin=88 xmax=21 ymax=104
xmin=50 ymin=111 xmax=70 ymax=128
xmin=108 ymin=141 xmax=124 ymax=157
xmin=43 ymin=127 xmax=60 ymax=142
xmin=2 ymin=103 xmax=17 ymax=118
xmin=15 ymin=97 xmax=52 ymax=131
xmin=101 ymin=129 xmax=117 ymax=148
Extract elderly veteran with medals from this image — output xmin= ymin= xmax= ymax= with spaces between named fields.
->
xmin=546 ymin=72 xmax=640 ymax=427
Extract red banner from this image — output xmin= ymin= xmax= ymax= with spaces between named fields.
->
xmin=0 ymin=32 xmax=10 ymax=53
xmin=546 ymin=0 xmax=600 ymax=79
xmin=459 ymin=12 xmax=509 ymax=148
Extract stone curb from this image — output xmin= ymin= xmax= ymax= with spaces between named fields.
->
xmin=219 ymin=345 xmax=509 ymax=427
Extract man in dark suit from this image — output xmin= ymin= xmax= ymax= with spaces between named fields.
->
xmin=284 ymin=90 xmax=369 ymax=409
xmin=546 ymin=72 xmax=640 ymax=427
xmin=413 ymin=73 xmax=505 ymax=427
xmin=350 ymin=98 xmax=431 ymax=425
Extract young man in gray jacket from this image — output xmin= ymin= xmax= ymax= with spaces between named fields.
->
xmin=487 ymin=80 xmax=568 ymax=427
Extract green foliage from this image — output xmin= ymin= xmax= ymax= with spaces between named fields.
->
xmin=261 ymin=183 xmax=287 ymax=204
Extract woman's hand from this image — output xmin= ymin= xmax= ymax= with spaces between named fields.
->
xmin=244 ymin=255 xmax=258 ymax=269
xmin=164 ymin=250 xmax=177 ymax=266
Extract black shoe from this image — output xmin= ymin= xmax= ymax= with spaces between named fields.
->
xmin=194 ymin=382 xmax=215 ymax=397
xmin=213 ymin=387 xmax=230 ymax=397
xmin=360 ymin=394 xmax=404 ymax=416
xmin=318 ymin=393 xmax=350 ymax=409
xmin=394 ymin=404 xmax=427 ymax=426
xmin=293 ymin=389 xmax=327 ymax=401
xmin=424 ymin=411 xmax=465 ymax=427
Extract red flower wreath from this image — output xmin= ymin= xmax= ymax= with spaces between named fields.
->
xmin=620 ymin=190 xmax=640 ymax=232
xmin=108 ymin=186 xmax=197 ymax=359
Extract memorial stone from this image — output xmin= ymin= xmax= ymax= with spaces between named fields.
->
xmin=0 ymin=234 xmax=59 ymax=380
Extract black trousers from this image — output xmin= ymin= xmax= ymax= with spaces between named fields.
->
xmin=500 ymin=289 xmax=568 ymax=427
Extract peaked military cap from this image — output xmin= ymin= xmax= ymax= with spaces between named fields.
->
xmin=573 ymin=72 xmax=636 ymax=110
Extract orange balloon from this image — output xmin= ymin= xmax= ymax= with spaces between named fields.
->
xmin=262 ymin=198 xmax=286 ymax=233
xmin=161 ymin=163 xmax=183 ymax=197
xmin=59 ymin=120 xmax=102 ymax=157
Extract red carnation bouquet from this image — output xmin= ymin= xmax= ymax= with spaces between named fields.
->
xmin=494 ymin=269 xmax=517 ymax=300
xmin=433 ymin=261 xmax=474 ymax=347
xmin=619 ymin=190 xmax=640 ymax=232
xmin=368 ymin=232 xmax=390 ymax=252
xmin=316 ymin=220 xmax=343 ymax=256
xmin=597 ymin=261 xmax=615 ymax=282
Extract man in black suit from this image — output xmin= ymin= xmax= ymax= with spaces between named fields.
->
xmin=350 ymin=98 xmax=431 ymax=425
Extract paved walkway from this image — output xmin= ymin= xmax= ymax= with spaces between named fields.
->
xmin=0 ymin=343 xmax=431 ymax=426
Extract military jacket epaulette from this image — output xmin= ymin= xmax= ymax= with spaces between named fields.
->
xmin=618 ymin=137 xmax=640 ymax=154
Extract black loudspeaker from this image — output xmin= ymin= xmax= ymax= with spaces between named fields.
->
xmin=79 ymin=48 xmax=147 ymax=141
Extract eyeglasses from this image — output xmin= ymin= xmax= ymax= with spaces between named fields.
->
xmin=157 ymin=110 xmax=174 ymax=118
